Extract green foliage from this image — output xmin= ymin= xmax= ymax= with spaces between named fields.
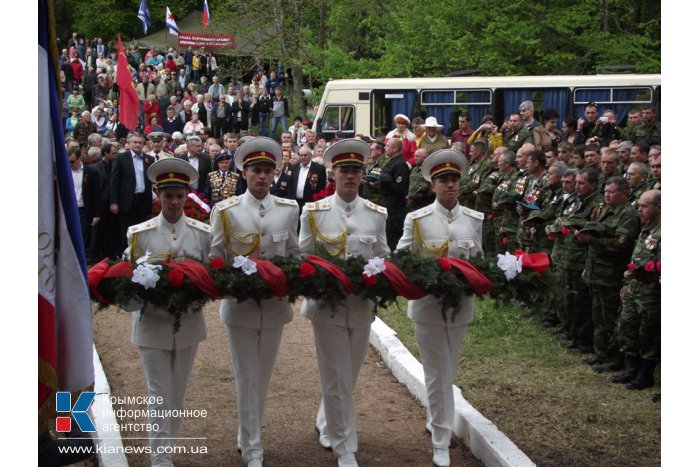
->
xmin=56 ymin=0 xmax=660 ymax=79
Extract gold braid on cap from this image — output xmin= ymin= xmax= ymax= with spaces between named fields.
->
xmin=308 ymin=211 xmax=346 ymax=258
xmin=412 ymin=218 xmax=448 ymax=258
xmin=219 ymin=209 xmax=260 ymax=256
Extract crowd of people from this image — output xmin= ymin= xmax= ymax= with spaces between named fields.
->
xmin=57 ymin=34 xmax=661 ymax=467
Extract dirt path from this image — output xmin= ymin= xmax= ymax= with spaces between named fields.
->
xmin=93 ymin=301 xmax=482 ymax=466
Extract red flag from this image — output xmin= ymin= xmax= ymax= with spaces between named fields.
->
xmin=117 ymin=34 xmax=139 ymax=130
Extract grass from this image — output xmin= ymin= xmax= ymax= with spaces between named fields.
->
xmin=377 ymin=297 xmax=661 ymax=467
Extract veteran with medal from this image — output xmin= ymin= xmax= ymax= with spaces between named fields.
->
xmin=123 ymin=158 xmax=212 ymax=467
xmin=209 ymin=137 xmax=300 ymax=467
xmin=203 ymin=151 xmax=239 ymax=206
xmin=396 ymin=149 xmax=483 ymax=467
xmin=299 ymin=139 xmax=390 ymax=467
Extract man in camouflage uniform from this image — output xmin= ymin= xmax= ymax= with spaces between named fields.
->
xmin=599 ymin=148 xmax=621 ymax=193
xmin=630 ymin=105 xmax=661 ymax=146
xmin=361 ymin=141 xmax=387 ymax=204
xmin=502 ymin=113 xmax=533 ymax=153
xmin=551 ymin=167 xmax=604 ymax=353
xmin=407 ymin=148 xmax=435 ymax=210
xmin=491 ymin=150 xmax=521 ymax=253
xmin=612 ymin=189 xmax=661 ymax=390
xmin=544 ymin=168 xmax=578 ymax=339
xmin=470 ymin=144 xmax=502 ymax=256
xmin=516 ymin=149 xmax=548 ymax=252
xmin=575 ymin=177 xmax=640 ymax=370
xmin=626 ymin=162 xmax=650 ymax=208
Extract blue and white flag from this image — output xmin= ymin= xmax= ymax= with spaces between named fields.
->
xmin=38 ymin=0 xmax=94 ymax=398
xmin=138 ymin=0 xmax=152 ymax=34
xmin=166 ymin=6 xmax=180 ymax=36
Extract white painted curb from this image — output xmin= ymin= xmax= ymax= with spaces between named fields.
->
xmin=90 ymin=345 xmax=129 ymax=467
xmin=370 ymin=317 xmax=535 ymax=467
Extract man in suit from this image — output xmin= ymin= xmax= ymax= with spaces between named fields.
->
xmin=177 ymin=136 xmax=212 ymax=193
xmin=211 ymin=94 xmax=232 ymax=138
xmin=270 ymin=149 xmax=294 ymax=198
xmin=288 ymin=144 xmax=326 ymax=213
xmin=89 ymin=142 xmax=120 ymax=261
xmin=109 ymin=132 xmax=155 ymax=250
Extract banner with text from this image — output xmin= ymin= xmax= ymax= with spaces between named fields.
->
xmin=178 ymin=33 xmax=236 ymax=49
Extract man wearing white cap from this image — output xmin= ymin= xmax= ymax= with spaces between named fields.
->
xmin=299 ymin=139 xmax=390 ymax=467
xmin=418 ymin=116 xmax=450 ymax=155
xmin=396 ymin=149 xmax=484 ymax=467
xmin=209 ymin=137 xmax=300 ymax=467
xmin=124 ymin=158 xmax=212 ymax=467
xmin=386 ymin=113 xmax=417 ymax=165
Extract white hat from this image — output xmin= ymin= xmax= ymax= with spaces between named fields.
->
xmin=147 ymin=158 xmax=198 ymax=189
xmin=234 ymin=136 xmax=282 ymax=171
xmin=323 ymin=139 xmax=370 ymax=168
xmin=421 ymin=149 xmax=467 ymax=182
xmin=394 ymin=113 xmax=410 ymax=125
xmin=421 ymin=116 xmax=445 ymax=130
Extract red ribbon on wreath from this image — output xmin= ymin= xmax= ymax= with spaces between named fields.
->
xmin=305 ymin=255 xmax=354 ymax=294
xmin=250 ymin=258 xmax=290 ymax=298
xmin=444 ymin=258 xmax=493 ymax=295
xmin=380 ymin=260 xmax=427 ymax=300
xmin=86 ymin=259 xmax=133 ymax=305
xmin=513 ymin=250 xmax=550 ymax=273
xmin=166 ymin=259 xmax=221 ymax=298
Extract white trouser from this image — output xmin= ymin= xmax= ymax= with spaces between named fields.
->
xmin=225 ymin=325 xmax=284 ymax=463
xmin=312 ymin=321 xmax=371 ymax=457
xmin=139 ymin=345 xmax=199 ymax=467
xmin=414 ymin=322 xmax=469 ymax=449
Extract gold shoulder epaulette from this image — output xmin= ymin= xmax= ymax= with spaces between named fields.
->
xmin=461 ymin=206 xmax=485 ymax=220
xmin=128 ymin=219 xmax=157 ymax=235
xmin=215 ymin=196 xmax=240 ymax=211
xmin=409 ymin=205 xmax=433 ymax=220
xmin=305 ymin=201 xmax=330 ymax=211
xmin=273 ymin=196 xmax=298 ymax=207
xmin=362 ymin=198 xmax=388 ymax=215
xmin=186 ymin=218 xmax=212 ymax=233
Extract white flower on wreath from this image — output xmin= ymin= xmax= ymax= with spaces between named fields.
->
xmin=135 ymin=250 xmax=152 ymax=265
xmin=233 ymin=255 xmax=257 ymax=275
xmin=132 ymin=262 xmax=162 ymax=289
xmin=363 ymin=257 xmax=386 ymax=277
xmin=497 ymin=252 xmax=522 ymax=281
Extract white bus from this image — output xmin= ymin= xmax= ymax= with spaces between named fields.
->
xmin=312 ymin=74 xmax=661 ymax=139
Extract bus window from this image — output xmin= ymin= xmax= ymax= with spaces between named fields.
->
xmin=371 ymin=90 xmax=417 ymax=137
xmin=574 ymin=86 xmax=653 ymax=123
xmin=320 ymin=105 xmax=355 ymax=137
xmin=420 ymin=89 xmax=492 ymax=135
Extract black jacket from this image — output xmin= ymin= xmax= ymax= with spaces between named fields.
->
xmin=109 ymin=151 xmax=155 ymax=213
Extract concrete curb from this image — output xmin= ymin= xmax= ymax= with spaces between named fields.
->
xmin=370 ymin=317 xmax=535 ymax=467
xmin=90 ymin=344 xmax=129 ymax=467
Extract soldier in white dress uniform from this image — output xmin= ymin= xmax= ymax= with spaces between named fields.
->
xmin=299 ymin=139 xmax=391 ymax=467
xmin=395 ymin=149 xmax=484 ymax=467
xmin=209 ymin=137 xmax=300 ymax=467
xmin=124 ymin=158 xmax=212 ymax=467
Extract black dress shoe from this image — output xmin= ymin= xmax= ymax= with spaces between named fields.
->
xmin=39 ymin=431 xmax=94 ymax=467
xmin=593 ymin=361 xmax=623 ymax=373
xmin=611 ymin=371 xmax=637 ymax=384
xmin=541 ymin=320 xmax=557 ymax=328
xmin=651 ymin=393 xmax=661 ymax=403
xmin=583 ymin=356 xmax=602 ymax=365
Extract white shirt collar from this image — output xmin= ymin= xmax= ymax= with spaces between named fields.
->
xmin=332 ymin=193 xmax=358 ymax=212
xmin=433 ymin=199 xmax=460 ymax=219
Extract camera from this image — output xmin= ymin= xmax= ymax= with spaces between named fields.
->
xmin=599 ymin=116 xmax=609 ymax=123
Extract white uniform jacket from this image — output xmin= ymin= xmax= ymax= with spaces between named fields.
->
xmin=210 ymin=191 xmax=300 ymax=329
xmin=125 ymin=213 xmax=212 ymax=350
xmin=396 ymin=200 xmax=484 ymax=326
xmin=299 ymin=194 xmax=391 ymax=327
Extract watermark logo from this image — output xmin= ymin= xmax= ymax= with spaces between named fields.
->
xmin=55 ymin=392 xmax=96 ymax=433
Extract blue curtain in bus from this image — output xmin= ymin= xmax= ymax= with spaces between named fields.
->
xmin=542 ymin=89 xmax=570 ymax=121
xmin=424 ymin=91 xmax=453 ymax=135
xmin=503 ymin=90 xmax=534 ymax=116
xmin=390 ymin=91 xmax=417 ymax=123
xmin=572 ymin=89 xmax=609 ymax=120
xmin=607 ymin=89 xmax=637 ymax=124
xmin=466 ymin=91 xmax=491 ymax=127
